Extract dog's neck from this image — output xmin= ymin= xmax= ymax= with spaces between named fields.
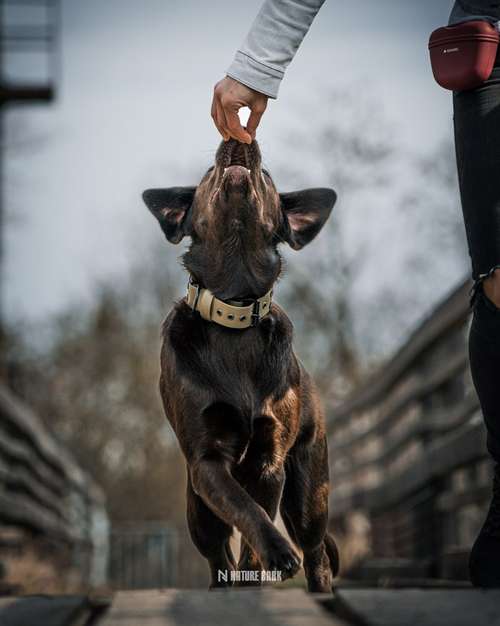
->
xmin=182 ymin=241 xmax=281 ymax=303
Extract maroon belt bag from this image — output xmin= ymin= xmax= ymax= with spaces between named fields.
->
xmin=428 ymin=20 xmax=499 ymax=91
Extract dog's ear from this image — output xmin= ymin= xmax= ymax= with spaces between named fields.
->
xmin=142 ymin=187 xmax=196 ymax=244
xmin=279 ymin=188 xmax=336 ymax=250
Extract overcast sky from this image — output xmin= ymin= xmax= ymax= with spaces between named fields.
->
xmin=4 ymin=0 xmax=465 ymax=355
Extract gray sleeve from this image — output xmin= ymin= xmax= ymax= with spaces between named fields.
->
xmin=226 ymin=0 xmax=326 ymax=99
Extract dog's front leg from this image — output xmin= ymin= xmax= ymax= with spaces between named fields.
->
xmin=190 ymin=456 xmax=301 ymax=580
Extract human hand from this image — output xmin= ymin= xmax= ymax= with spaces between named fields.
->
xmin=211 ymin=77 xmax=268 ymax=144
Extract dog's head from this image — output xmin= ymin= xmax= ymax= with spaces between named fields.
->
xmin=143 ymin=140 xmax=336 ymax=300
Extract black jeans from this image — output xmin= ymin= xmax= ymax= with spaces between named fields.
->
xmin=454 ymin=49 xmax=500 ymax=464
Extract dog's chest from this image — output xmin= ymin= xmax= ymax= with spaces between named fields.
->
xmin=165 ymin=304 xmax=296 ymax=409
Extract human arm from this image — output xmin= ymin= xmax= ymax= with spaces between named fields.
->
xmin=212 ymin=0 xmax=326 ymax=143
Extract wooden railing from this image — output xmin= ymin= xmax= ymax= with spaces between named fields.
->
xmin=327 ymin=279 xmax=492 ymax=580
xmin=0 ymin=383 xmax=108 ymax=588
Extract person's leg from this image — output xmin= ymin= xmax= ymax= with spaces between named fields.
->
xmin=467 ymin=285 xmax=500 ymax=587
xmin=453 ymin=54 xmax=500 ymax=587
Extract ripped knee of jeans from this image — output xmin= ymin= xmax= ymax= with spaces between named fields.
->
xmin=470 ymin=264 xmax=500 ymax=310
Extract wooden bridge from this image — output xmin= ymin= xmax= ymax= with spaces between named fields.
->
xmin=1 ymin=587 xmax=500 ymax=626
xmin=1 ymin=277 xmax=498 ymax=624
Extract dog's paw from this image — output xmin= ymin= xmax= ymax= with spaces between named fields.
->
xmin=262 ymin=533 xmax=301 ymax=581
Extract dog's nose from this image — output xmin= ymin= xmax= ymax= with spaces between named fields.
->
xmin=222 ymin=165 xmax=250 ymax=192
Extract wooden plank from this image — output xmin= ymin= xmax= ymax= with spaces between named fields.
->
xmin=0 ymin=384 xmax=103 ymax=501
xmin=437 ymin=485 xmax=491 ymax=513
xmin=0 ymin=456 xmax=69 ymax=523
xmin=0 ymin=595 xmax=93 ymax=626
xmin=99 ymin=589 xmax=347 ymax=626
xmin=0 ymin=385 xmax=84 ymax=489
xmin=0 ymin=387 xmax=106 ymax=544
xmin=332 ymin=394 xmax=479 ymax=481
xmin=330 ymin=388 xmax=477 ymax=459
xmin=333 ymin=589 xmax=500 ymax=626
xmin=6 ymin=589 xmax=500 ymax=626
xmin=329 ymin=352 xmax=467 ymax=442
xmin=330 ymin=420 xmax=487 ymax=515
xmin=0 ymin=491 xmax=79 ymax=541
xmin=0 ymin=423 xmax=67 ymax=496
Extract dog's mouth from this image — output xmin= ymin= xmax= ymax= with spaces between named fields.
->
xmin=215 ymin=139 xmax=261 ymax=172
xmin=209 ymin=140 xmax=263 ymax=203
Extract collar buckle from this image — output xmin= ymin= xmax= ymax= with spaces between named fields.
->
xmin=188 ymin=276 xmax=201 ymax=311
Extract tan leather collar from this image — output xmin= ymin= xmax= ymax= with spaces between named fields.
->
xmin=185 ymin=277 xmax=273 ymax=329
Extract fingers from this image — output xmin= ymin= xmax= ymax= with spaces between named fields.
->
xmin=212 ymin=79 xmax=251 ymax=143
xmin=211 ymin=77 xmax=264 ymax=144
xmin=211 ymin=96 xmax=229 ymax=141
xmin=223 ymin=104 xmax=252 ymax=144
xmin=246 ymin=102 xmax=267 ymax=140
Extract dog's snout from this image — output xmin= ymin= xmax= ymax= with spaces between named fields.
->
xmin=221 ymin=165 xmax=251 ymax=199
xmin=222 ymin=165 xmax=250 ymax=187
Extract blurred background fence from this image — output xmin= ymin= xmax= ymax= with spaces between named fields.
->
xmin=110 ymin=522 xmax=178 ymax=590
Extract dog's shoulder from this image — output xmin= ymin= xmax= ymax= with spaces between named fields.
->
xmin=161 ymin=298 xmax=194 ymax=337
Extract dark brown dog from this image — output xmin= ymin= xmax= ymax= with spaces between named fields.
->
xmin=143 ymin=139 xmax=339 ymax=591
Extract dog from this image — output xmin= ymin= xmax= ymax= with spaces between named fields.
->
xmin=143 ymin=139 xmax=339 ymax=591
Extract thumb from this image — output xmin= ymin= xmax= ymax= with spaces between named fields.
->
xmin=246 ymin=104 xmax=267 ymax=139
